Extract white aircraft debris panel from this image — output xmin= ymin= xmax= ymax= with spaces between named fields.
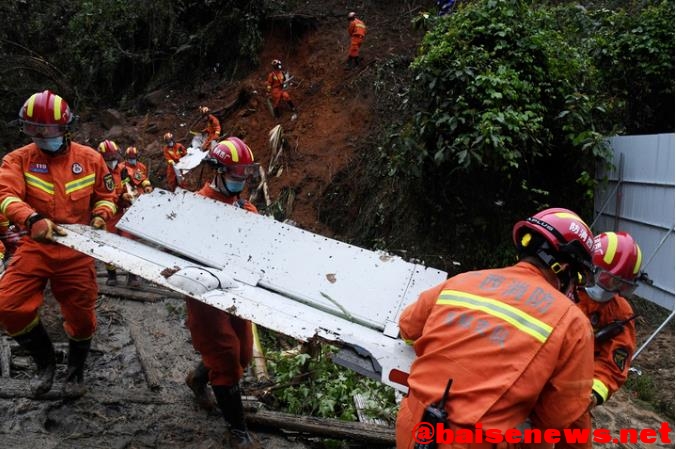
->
xmin=116 ymin=189 xmax=447 ymax=335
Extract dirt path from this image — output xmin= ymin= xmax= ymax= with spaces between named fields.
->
xmin=0 ymin=283 xmax=316 ymax=449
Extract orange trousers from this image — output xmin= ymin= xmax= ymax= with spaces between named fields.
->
xmin=166 ymin=164 xmax=178 ymax=191
xmin=270 ymin=88 xmax=292 ymax=108
xmin=185 ymin=297 xmax=253 ymax=386
xmin=349 ymin=35 xmax=364 ymax=57
xmin=0 ymin=240 xmax=97 ymax=338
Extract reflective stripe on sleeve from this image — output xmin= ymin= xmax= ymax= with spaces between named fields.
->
xmin=438 ymin=289 xmax=553 ymax=343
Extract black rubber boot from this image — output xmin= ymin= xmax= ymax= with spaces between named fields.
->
xmin=213 ymin=384 xmax=261 ymax=449
xmin=273 ymin=107 xmax=281 ymax=118
xmin=186 ymin=361 xmax=216 ymax=411
xmin=13 ymin=321 xmax=56 ymax=397
xmin=126 ymin=273 xmax=141 ymax=288
xmin=287 ymin=101 xmax=297 ymax=112
xmin=105 ymin=268 xmax=117 ymax=286
xmin=62 ymin=338 xmax=91 ymax=397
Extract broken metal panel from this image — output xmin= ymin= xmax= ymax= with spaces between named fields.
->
xmin=117 ymin=189 xmax=447 ymax=332
xmin=56 ymin=225 xmax=416 ymax=392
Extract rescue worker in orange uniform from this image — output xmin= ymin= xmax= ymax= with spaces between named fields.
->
xmin=123 ymin=146 xmax=153 ymax=195
xmin=96 ymin=140 xmax=139 ymax=288
xmin=554 ymin=231 xmax=641 ymax=449
xmin=183 ymin=136 xmax=260 ymax=449
xmin=266 ymin=59 xmax=297 ymax=119
xmin=162 ymin=132 xmax=187 ymax=191
xmin=396 ymin=208 xmax=596 ymax=449
xmin=0 ymin=90 xmax=117 ymax=397
xmin=346 ymin=12 xmax=367 ymax=69
xmin=198 ymin=106 xmax=221 ymax=151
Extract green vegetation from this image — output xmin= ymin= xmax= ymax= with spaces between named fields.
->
xmin=0 ymin=0 xmax=265 ymax=149
xmin=264 ymin=342 xmax=398 ymax=422
xmin=327 ymin=0 xmax=674 ymax=274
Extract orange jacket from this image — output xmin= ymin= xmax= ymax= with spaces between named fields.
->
xmin=202 ymin=114 xmax=221 ymax=140
xmin=123 ymin=161 xmax=151 ymax=189
xmin=399 ymin=261 xmax=594 ymax=432
xmin=0 ymin=142 xmax=117 ymax=228
xmin=348 ymin=18 xmax=367 ymax=37
xmin=163 ymin=143 xmax=187 ymax=165
xmin=267 ymin=70 xmax=287 ymax=92
xmin=197 ymin=182 xmax=257 ymax=213
xmin=105 ymin=164 xmax=133 ymax=232
xmin=576 ymin=289 xmax=636 ymax=404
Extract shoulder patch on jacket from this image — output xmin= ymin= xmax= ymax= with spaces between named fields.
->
xmin=613 ymin=347 xmax=629 ymax=371
xmin=104 ymin=173 xmax=115 ymax=192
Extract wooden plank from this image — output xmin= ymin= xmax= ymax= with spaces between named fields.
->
xmin=0 ymin=337 xmax=11 ymax=377
xmin=98 ymin=284 xmax=167 ymax=302
xmin=126 ymin=317 xmax=163 ymax=391
xmin=245 ymin=408 xmax=394 ymax=445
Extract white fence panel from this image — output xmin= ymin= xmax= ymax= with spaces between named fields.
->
xmin=594 ymin=134 xmax=674 ymax=310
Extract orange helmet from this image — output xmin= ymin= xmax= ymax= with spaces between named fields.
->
xmin=586 ymin=232 xmax=643 ymax=302
xmin=199 ymin=106 xmax=209 ymax=115
xmin=97 ymin=140 xmax=122 ymax=161
xmin=18 ymin=90 xmax=74 ymax=138
xmin=513 ymin=208 xmax=594 ymax=291
xmin=163 ymin=132 xmax=174 ymax=143
xmin=125 ymin=146 xmax=139 ymax=158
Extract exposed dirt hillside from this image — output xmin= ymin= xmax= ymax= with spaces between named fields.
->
xmin=1 ymin=2 xmax=674 ymax=449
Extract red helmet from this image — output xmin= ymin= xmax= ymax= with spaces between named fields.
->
xmin=591 ymin=232 xmax=642 ymax=296
xmin=125 ymin=146 xmax=139 ymax=158
xmin=97 ymin=140 xmax=122 ymax=161
xmin=209 ymin=137 xmax=257 ymax=179
xmin=18 ymin=90 xmax=74 ymax=138
xmin=513 ymin=208 xmax=594 ymax=288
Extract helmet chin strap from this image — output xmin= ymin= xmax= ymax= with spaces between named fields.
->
xmin=535 ymin=247 xmax=573 ymax=293
xmin=214 ymin=174 xmax=238 ymax=197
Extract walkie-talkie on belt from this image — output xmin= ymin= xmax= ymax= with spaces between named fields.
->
xmin=414 ymin=378 xmax=453 ymax=449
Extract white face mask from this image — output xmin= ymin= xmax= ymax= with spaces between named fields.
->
xmin=585 ymin=284 xmax=615 ymax=303
xmin=106 ymin=160 xmax=118 ymax=170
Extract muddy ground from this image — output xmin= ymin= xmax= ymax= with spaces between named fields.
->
xmin=0 ymin=270 xmax=321 ymax=449
xmin=0 ymin=1 xmax=674 ymax=448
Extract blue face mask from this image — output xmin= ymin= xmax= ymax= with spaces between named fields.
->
xmin=33 ymin=136 xmax=64 ymax=153
xmin=225 ymin=180 xmax=245 ymax=193
xmin=127 ymin=159 xmax=137 ymax=165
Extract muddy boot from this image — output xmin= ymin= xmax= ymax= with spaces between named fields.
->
xmin=13 ymin=321 xmax=56 ymax=397
xmin=213 ymin=384 xmax=261 ymax=449
xmin=105 ymin=268 xmax=117 ymax=286
xmin=273 ymin=107 xmax=281 ymax=119
xmin=185 ymin=362 xmax=216 ymax=411
xmin=126 ymin=273 xmax=141 ymax=289
xmin=62 ymin=337 xmax=91 ymax=397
